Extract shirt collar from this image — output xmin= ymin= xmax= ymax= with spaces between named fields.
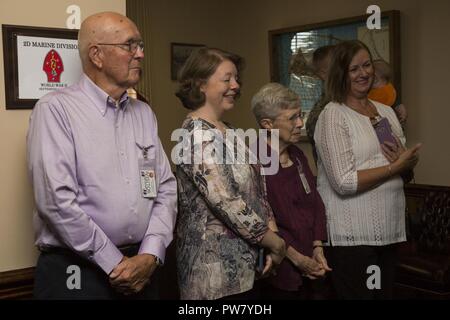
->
xmin=79 ymin=74 xmax=130 ymax=116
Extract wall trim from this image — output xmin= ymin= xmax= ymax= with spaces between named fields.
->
xmin=0 ymin=267 xmax=34 ymax=299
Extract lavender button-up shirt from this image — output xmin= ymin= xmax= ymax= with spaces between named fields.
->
xmin=27 ymin=74 xmax=177 ymax=274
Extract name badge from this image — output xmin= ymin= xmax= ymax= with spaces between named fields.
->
xmin=139 ymin=157 xmax=157 ymax=198
xmin=299 ymin=173 xmax=311 ymax=194
xmin=140 ymin=169 xmax=157 ymax=198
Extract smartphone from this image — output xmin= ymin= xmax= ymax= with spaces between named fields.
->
xmin=373 ymin=117 xmax=396 ymax=145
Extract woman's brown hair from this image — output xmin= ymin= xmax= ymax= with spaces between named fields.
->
xmin=175 ymin=47 xmax=244 ymax=110
xmin=326 ymin=40 xmax=373 ymax=103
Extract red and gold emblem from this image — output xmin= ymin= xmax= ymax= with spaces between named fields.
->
xmin=43 ymin=49 xmax=64 ymax=82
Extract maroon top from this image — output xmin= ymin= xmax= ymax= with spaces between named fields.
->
xmin=265 ymin=144 xmax=327 ymax=291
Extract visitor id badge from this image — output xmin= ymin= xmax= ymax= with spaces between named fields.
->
xmin=299 ymin=173 xmax=311 ymax=194
xmin=139 ymin=158 xmax=156 ymax=198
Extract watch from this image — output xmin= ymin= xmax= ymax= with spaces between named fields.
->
xmin=150 ymin=254 xmax=163 ymax=267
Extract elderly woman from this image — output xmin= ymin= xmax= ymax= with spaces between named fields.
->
xmin=251 ymin=83 xmax=331 ymax=299
xmin=314 ymin=40 xmax=421 ymax=299
xmin=174 ymin=48 xmax=286 ymax=300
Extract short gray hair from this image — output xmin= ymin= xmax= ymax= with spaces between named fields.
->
xmin=251 ymin=83 xmax=300 ymax=124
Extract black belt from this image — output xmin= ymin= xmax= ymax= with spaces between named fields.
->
xmin=117 ymin=243 xmax=141 ymax=256
xmin=39 ymin=243 xmax=141 ymax=256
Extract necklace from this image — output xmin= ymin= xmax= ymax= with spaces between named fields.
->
xmin=348 ymin=100 xmax=380 ymax=119
xmin=188 ymin=113 xmax=227 ymax=133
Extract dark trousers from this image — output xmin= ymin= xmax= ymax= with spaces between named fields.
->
xmin=327 ymin=244 xmax=398 ymax=300
xmin=33 ymin=245 xmax=159 ymax=300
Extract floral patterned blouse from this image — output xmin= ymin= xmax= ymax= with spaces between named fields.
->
xmin=175 ymin=117 xmax=273 ymax=300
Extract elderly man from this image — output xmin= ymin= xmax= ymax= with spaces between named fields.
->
xmin=27 ymin=12 xmax=177 ymax=299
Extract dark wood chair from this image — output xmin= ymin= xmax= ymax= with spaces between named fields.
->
xmin=395 ymin=183 xmax=450 ymax=299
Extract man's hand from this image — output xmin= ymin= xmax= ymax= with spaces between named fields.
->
xmin=109 ymin=254 xmax=158 ymax=295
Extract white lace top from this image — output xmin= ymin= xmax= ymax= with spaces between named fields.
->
xmin=314 ymin=100 xmax=406 ymax=246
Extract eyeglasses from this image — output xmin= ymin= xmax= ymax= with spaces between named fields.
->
xmin=275 ymin=111 xmax=304 ymax=123
xmin=96 ymin=40 xmax=144 ymax=53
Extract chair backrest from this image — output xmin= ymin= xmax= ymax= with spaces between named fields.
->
xmin=405 ymin=184 xmax=450 ymax=255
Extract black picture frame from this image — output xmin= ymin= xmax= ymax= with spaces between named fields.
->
xmin=268 ymin=10 xmax=401 ymax=141
xmin=2 ymin=24 xmax=79 ymax=109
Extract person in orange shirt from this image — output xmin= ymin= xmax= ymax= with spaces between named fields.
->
xmin=368 ymin=59 xmax=407 ymax=125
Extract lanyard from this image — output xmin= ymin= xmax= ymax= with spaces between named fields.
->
xmin=129 ymin=99 xmax=152 ymax=159
xmin=295 ymin=156 xmax=304 ymax=174
xmin=136 ymin=143 xmax=151 ymax=159
xmin=294 ymin=156 xmax=311 ymax=195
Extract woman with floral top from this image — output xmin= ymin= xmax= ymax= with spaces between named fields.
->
xmin=174 ymin=47 xmax=286 ymax=300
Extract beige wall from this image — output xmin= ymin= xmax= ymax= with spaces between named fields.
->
xmin=0 ymin=0 xmax=126 ymax=272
